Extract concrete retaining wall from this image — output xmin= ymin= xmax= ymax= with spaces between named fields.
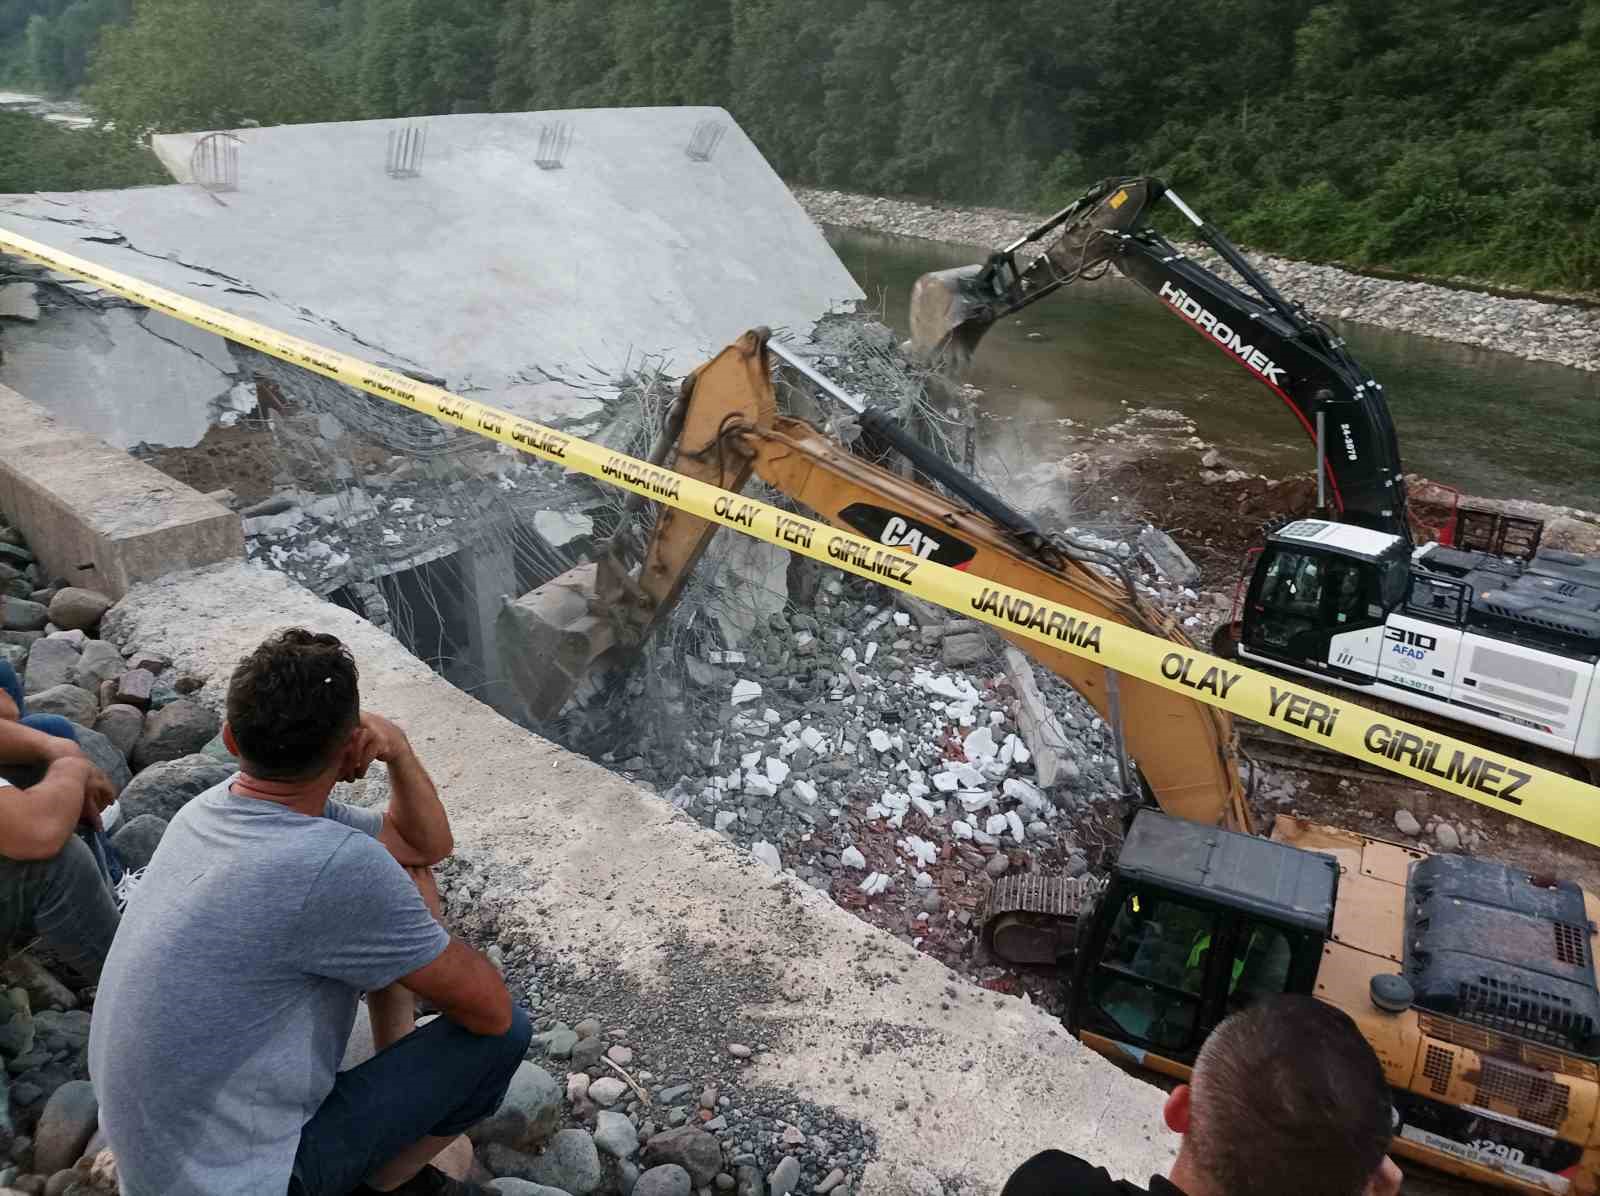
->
xmin=0 ymin=382 xmax=242 ymax=598
xmin=104 ymin=560 xmax=1176 ymax=1194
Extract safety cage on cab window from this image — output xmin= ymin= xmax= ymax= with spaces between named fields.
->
xmin=1074 ymin=883 xmax=1322 ymax=1064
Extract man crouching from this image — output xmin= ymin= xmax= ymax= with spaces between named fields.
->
xmin=89 ymin=628 xmax=529 ymax=1196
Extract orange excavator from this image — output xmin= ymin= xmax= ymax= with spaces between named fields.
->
xmin=497 ymin=330 xmax=1600 ymax=1195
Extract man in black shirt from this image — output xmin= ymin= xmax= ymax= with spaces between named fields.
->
xmin=1002 ymin=997 xmax=1403 ymax=1196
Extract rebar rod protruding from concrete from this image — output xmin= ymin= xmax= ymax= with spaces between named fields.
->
xmin=191 ymin=132 xmax=239 ymax=193
xmin=535 ymin=122 xmax=573 ymax=170
xmin=685 ymin=120 xmax=726 ymax=162
xmin=386 ymin=123 xmax=428 ymax=179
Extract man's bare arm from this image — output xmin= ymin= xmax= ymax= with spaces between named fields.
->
xmin=397 ymin=937 xmax=512 ymax=1036
xmin=346 ymin=713 xmax=453 ymax=866
xmin=0 ymin=757 xmax=90 ymax=860
xmin=0 ymin=719 xmax=82 ymax=768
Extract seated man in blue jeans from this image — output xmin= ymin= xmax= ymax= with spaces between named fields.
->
xmin=89 ymin=629 xmax=530 ymax=1196
xmin=0 ymin=658 xmax=120 ymax=981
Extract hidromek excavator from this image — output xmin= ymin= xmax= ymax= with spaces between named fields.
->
xmin=909 ymin=176 xmax=1600 ymax=783
xmin=497 ymin=326 xmax=1600 ymax=1195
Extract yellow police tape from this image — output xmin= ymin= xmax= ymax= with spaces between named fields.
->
xmin=4 ymin=224 xmax=1597 ymax=844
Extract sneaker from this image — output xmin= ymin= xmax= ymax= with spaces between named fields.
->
xmin=113 ymin=866 xmax=146 ymax=911
xmin=353 ymin=1165 xmax=493 ymax=1195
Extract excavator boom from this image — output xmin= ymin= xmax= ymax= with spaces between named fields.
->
xmin=499 ymin=330 xmax=1249 ymax=832
xmin=910 ymin=177 xmax=1411 ymax=539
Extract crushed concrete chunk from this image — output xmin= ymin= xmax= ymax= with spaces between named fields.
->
xmin=534 ymin=510 xmax=593 ymax=548
xmin=868 ymin=728 xmax=893 ymax=753
xmin=962 ymin=725 xmax=997 ymax=762
xmin=730 ymin=679 xmax=762 ymax=706
xmin=764 ymin=756 xmax=790 ymax=784
xmin=840 ymin=846 xmax=866 ymax=870
xmin=0 ymin=283 xmax=40 ymax=322
xmin=751 ymin=841 xmax=782 ymax=871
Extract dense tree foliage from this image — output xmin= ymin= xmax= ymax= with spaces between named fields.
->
xmin=3 ymin=0 xmax=1597 ymax=290
xmin=0 ymin=109 xmax=163 ymax=190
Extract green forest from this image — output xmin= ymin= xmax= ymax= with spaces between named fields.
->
xmin=3 ymin=0 xmax=1599 ymax=291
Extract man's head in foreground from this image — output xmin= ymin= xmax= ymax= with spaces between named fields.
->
xmin=1166 ymin=995 xmax=1400 ymax=1196
xmin=222 ymin=628 xmax=362 ymax=783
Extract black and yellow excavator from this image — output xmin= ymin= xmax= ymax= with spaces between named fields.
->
xmin=497 ymin=325 xmax=1600 ymax=1196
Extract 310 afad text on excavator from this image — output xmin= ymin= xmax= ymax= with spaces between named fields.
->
xmin=496 ymin=182 xmax=1600 ymax=1194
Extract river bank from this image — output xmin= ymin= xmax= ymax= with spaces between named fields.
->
xmin=794 ymin=187 xmax=1600 ymax=374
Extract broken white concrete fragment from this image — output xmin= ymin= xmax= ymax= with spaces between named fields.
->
xmin=841 ymin=646 xmax=857 ymax=663
xmin=777 ymin=737 xmax=800 ymax=759
xmin=910 ymin=795 xmax=939 ymax=820
xmin=1003 ymin=777 xmax=1048 ymax=813
xmin=954 ymin=763 xmax=987 ymax=788
xmin=931 ymin=772 xmax=960 ymax=793
xmin=740 ymin=751 xmax=762 ymax=770
xmin=840 ymin=846 xmax=867 ymax=870
xmin=533 ymin=509 xmax=593 ymax=548
xmin=952 ymin=820 xmax=974 ymax=840
xmin=751 ymin=841 xmax=782 ymax=871
xmin=791 ymin=779 xmax=818 ymax=805
xmin=914 ymin=872 xmax=934 ymax=890
xmin=864 ymin=642 xmax=878 ymax=664
xmin=708 ymin=650 xmax=746 ymax=665
xmin=913 ymin=669 xmax=980 ymax=703
xmin=765 ymin=756 xmax=790 ymax=784
xmin=858 ymin=872 xmax=890 ymax=897
xmin=893 ymin=611 xmax=910 ymax=628
xmin=902 ymin=836 xmax=937 ymax=867
xmin=963 ymin=725 xmax=998 ymax=763
xmin=763 ymin=708 xmax=781 ymax=724
xmin=985 ymin=814 xmax=1010 ymax=837
xmin=714 ymin=811 xmax=738 ymax=832
xmin=731 ymin=679 xmax=763 ymax=706
xmin=868 ymin=728 xmax=893 ymax=753
xmin=1006 ymin=810 xmax=1027 ymax=844
xmin=800 ymin=726 xmax=825 ymax=751
xmin=745 ymin=774 xmax=778 ymax=798
xmin=958 ymin=791 xmax=994 ymax=815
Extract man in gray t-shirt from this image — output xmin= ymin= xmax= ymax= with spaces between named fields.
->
xmin=89 ymin=629 xmax=529 ymax=1196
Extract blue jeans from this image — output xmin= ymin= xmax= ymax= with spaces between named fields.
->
xmin=289 ymin=1004 xmax=532 ymax=1195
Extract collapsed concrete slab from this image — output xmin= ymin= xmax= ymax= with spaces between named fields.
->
xmin=0 ymin=107 xmax=862 ymax=446
xmin=104 ymin=560 xmax=1174 ymax=1192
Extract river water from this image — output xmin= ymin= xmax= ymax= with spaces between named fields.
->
xmin=826 ymin=227 xmax=1600 ymax=511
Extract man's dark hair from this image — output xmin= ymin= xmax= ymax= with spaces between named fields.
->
xmin=226 ymin=629 xmax=359 ymax=781
xmin=1188 ymin=995 xmax=1391 ymax=1196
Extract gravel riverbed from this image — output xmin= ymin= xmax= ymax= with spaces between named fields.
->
xmin=793 ymin=187 xmax=1600 ymax=374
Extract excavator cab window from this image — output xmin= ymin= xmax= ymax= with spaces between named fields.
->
xmin=1084 ymin=888 xmax=1217 ymax=1054
xmin=1248 ymin=547 xmax=1383 ymax=665
xmin=1074 ymin=883 xmax=1319 ymax=1064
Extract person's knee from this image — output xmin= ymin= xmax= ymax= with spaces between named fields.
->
xmin=20 ymin=714 xmax=78 ymax=743
xmin=50 ymin=834 xmax=102 ymax=881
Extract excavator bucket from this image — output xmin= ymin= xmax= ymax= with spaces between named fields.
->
xmin=908 ymin=264 xmax=992 ymax=371
xmin=496 ymin=561 xmax=617 ymax=722
xmin=495 ymin=331 xmax=777 ymax=723
xmin=909 ymin=177 xmax=1163 ymax=371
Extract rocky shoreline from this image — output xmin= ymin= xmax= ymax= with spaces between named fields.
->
xmin=793 ymin=187 xmax=1600 ymax=374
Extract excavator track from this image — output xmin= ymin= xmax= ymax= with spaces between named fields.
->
xmin=981 ymin=872 xmax=1107 ymax=965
